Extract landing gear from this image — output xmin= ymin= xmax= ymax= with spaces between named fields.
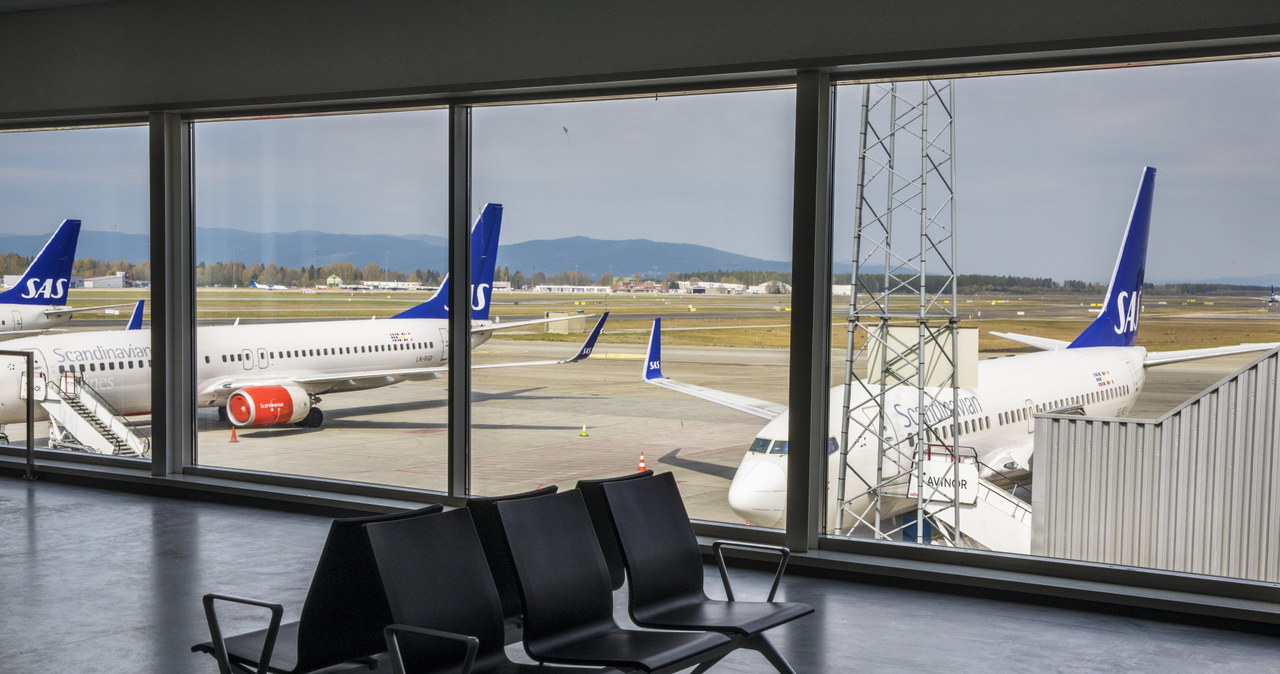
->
xmin=295 ymin=407 xmax=324 ymax=429
xmin=217 ymin=407 xmax=228 ymax=423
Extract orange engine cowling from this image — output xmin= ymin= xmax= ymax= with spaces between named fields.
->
xmin=226 ymin=385 xmax=311 ymax=427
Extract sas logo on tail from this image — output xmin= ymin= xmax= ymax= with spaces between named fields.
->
xmin=22 ymin=278 xmax=68 ymax=300
xmin=441 ymin=284 xmax=492 ymax=314
xmin=1112 ymin=290 xmax=1141 ymax=335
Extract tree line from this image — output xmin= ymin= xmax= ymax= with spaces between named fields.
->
xmin=0 ymin=253 xmax=1269 ymax=296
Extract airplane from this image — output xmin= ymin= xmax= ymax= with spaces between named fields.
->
xmin=1253 ymin=286 xmax=1279 ymax=303
xmin=0 ymin=219 xmax=134 ymax=335
xmin=0 ymin=203 xmax=608 ymax=433
xmin=641 ymin=167 xmax=1278 ymax=537
xmin=248 ymin=279 xmax=288 ymax=291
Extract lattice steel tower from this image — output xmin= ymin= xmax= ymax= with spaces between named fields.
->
xmin=835 ymin=81 xmax=968 ymax=545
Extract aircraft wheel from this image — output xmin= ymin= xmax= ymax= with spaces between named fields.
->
xmin=296 ymin=407 xmax=324 ymax=428
xmin=217 ymin=407 xmax=228 ymax=422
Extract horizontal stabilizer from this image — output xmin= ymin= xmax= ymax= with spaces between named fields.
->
xmin=989 ymin=332 xmax=1069 ymax=351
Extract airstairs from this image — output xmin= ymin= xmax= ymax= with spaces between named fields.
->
xmin=837 ymin=443 xmax=1032 ymax=554
xmin=42 ymin=373 xmax=150 ymax=458
xmin=919 ymin=475 xmax=1032 ymax=554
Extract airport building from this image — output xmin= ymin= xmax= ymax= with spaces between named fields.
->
xmin=531 ymin=284 xmax=613 ymax=294
xmin=1 ymin=3 xmax=1278 ymax=671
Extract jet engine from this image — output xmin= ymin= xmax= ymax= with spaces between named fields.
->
xmin=226 ymin=385 xmax=312 ymax=427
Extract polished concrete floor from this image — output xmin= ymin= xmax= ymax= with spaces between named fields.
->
xmin=1 ymin=476 xmax=1277 ymax=673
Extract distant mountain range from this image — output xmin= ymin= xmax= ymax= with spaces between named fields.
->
xmin=0 ymin=228 xmax=812 ymax=278
xmin=0 ymin=228 xmax=1273 ymax=284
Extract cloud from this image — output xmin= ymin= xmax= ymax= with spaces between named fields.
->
xmin=0 ymin=58 xmax=1276 ymax=282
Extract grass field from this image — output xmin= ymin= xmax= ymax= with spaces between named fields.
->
xmin=57 ymin=287 xmax=1279 ymax=352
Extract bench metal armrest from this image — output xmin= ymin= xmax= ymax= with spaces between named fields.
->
xmin=384 ymin=624 xmax=480 ymax=674
xmin=711 ymin=540 xmax=793 ymax=602
xmin=201 ymin=593 xmax=284 ymax=674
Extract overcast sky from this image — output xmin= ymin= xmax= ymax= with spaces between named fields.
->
xmin=0 ymin=56 xmax=1276 ymax=283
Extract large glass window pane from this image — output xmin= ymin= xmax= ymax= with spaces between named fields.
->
xmin=470 ymin=90 xmax=794 ymax=525
xmin=192 ymin=110 xmax=451 ymax=491
xmin=827 ymin=57 xmax=1280 ymax=583
xmin=0 ymin=125 xmax=150 ymax=460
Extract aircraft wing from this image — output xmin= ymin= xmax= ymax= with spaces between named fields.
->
xmin=198 ymin=313 xmax=609 ymax=403
xmin=642 ymin=317 xmax=786 ymax=420
xmin=0 ymin=328 xmax=68 ymax=340
xmin=1144 ymin=342 xmax=1279 ymax=366
xmin=472 ymin=313 xmax=599 ymax=334
xmin=989 ymin=331 xmax=1069 ymax=351
xmin=44 ymin=302 xmax=139 ymax=317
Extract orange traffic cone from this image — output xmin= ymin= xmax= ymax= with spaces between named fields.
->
xmin=229 ymin=426 xmax=239 ymax=443
xmin=637 ymin=452 xmax=647 ymax=472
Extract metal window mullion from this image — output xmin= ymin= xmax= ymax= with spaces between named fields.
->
xmin=787 ymin=71 xmax=834 ymax=551
xmin=149 ymin=111 xmax=195 ymax=476
xmin=446 ymin=104 xmax=472 ymax=498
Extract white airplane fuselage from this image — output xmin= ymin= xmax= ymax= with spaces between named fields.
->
xmin=0 ymin=303 xmax=74 ymax=334
xmin=728 ymin=345 xmax=1147 ymax=528
xmin=0 ymin=316 xmax=497 ymax=424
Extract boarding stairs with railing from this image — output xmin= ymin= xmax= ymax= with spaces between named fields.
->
xmin=43 ymin=373 xmax=150 ymax=458
xmin=912 ymin=448 xmax=1032 ymax=554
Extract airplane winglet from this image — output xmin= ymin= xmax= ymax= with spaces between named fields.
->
xmin=644 ymin=317 xmax=665 ymax=380
xmin=565 ymin=312 xmax=608 ymax=363
xmin=126 ymin=300 xmax=144 ymax=330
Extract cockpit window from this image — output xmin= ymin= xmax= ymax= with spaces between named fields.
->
xmin=749 ymin=437 xmax=771 ymax=453
xmin=828 ymin=437 xmax=839 ymax=455
xmin=772 ymin=441 xmax=789 ymax=454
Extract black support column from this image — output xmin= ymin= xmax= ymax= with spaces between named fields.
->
xmin=149 ymin=112 xmax=195 ymax=476
xmin=787 ymin=71 xmax=835 ymax=551
xmin=446 ymin=104 xmax=473 ymax=497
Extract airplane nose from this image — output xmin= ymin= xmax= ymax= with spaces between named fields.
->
xmin=727 ymin=458 xmax=787 ymax=528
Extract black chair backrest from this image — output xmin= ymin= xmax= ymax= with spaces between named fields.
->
xmin=365 ymin=509 xmax=510 ymax=672
xmin=496 ymin=490 xmax=616 ymax=649
xmin=463 ymin=485 xmax=558 ymax=622
xmin=602 ymin=472 xmax=707 ymax=609
xmin=576 ymin=470 xmax=653 ymax=590
xmin=293 ymin=504 xmax=443 ymax=670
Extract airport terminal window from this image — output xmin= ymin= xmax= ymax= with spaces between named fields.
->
xmin=191 ymin=108 xmax=451 ymax=491
xmin=0 ymin=123 xmax=149 ymax=461
xmin=821 ymin=56 xmax=1280 ymax=584
xmin=470 ymin=88 xmax=794 ymax=526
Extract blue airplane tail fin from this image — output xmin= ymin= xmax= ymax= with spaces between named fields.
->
xmin=0 ymin=219 xmax=81 ymax=306
xmin=393 ymin=204 xmax=502 ymax=321
xmin=1068 ymin=167 xmax=1155 ymax=349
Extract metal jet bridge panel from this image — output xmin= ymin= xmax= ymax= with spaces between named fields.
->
xmin=1032 ymin=347 xmax=1280 ymax=583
